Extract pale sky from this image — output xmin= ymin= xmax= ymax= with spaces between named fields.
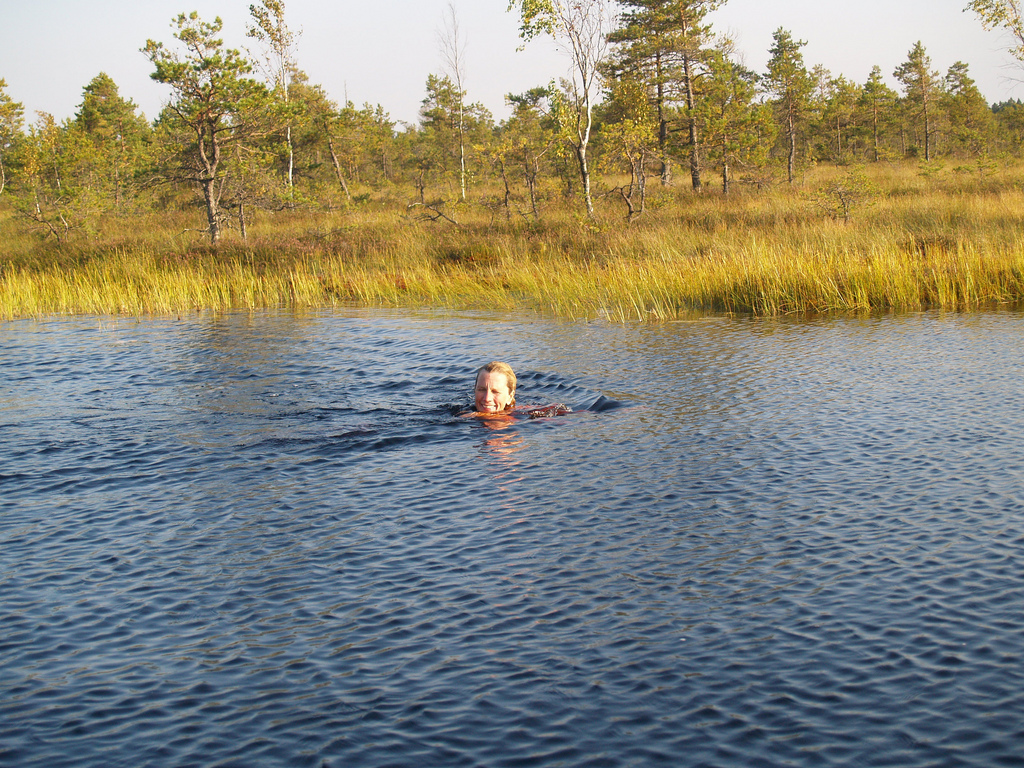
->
xmin=0 ymin=0 xmax=1021 ymax=128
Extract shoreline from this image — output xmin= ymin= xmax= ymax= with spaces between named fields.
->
xmin=4 ymin=242 xmax=1024 ymax=322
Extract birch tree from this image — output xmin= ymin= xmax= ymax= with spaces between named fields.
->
xmin=509 ymin=0 xmax=613 ymax=219
xmin=247 ymin=0 xmax=299 ymax=196
xmin=968 ymin=0 xmax=1024 ymax=61
xmin=438 ymin=2 xmax=469 ymax=201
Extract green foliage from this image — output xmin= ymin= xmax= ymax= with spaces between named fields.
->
xmin=7 ymin=2 xmax=1024 ymax=253
xmin=489 ymin=88 xmax=558 ymax=218
xmin=942 ymin=61 xmax=995 ymax=157
xmin=856 ymin=66 xmax=899 ymax=162
xmin=414 ymin=74 xmax=492 ymax=198
xmin=143 ymin=12 xmax=274 ymax=244
xmin=811 ymin=166 xmax=875 ymax=221
xmin=968 ymin=0 xmax=1024 ymax=61
xmin=8 ymin=113 xmax=100 ymax=241
xmin=69 ymin=73 xmax=153 ymax=212
xmin=764 ymin=28 xmax=813 ymax=182
xmin=508 ymin=0 xmax=558 ymax=42
xmin=894 ymin=41 xmax=940 ymax=160
xmin=507 ymin=0 xmax=612 ymax=219
xmin=812 ymin=72 xmax=861 ymax=163
xmin=606 ymin=0 xmax=723 ymax=188
xmin=0 ymin=78 xmax=25 ymax=195
xmin=699 ymin=48 xmax=773 ymax=193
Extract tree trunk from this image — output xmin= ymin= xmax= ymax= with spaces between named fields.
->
xmin=526 ymin=156 xmax=539 ymax=218
xmin=722 ymin=147 xmax=730 ymax=196
xmin=238 ymin=201 xmax=247 ymax=242
xmin=683 ymin=53 xmax=702 ymax=192
xmin=286 ymin=124 xmax=294 ymax=196
xmin=498 ymin=159 xmax=511 ymax=220
xmin=787 ymin=108 xmax=797 ymax=184
xmin=197 ymin=122 xmax=221 ymax=245
xmin=202 ymin=176 xmax=220 ymax=245
xmin=872 ymin=105 xmax=880 ymax=162
xmin=923 ymin=96 xmax=931 ymax=161
xmin=655 ymin=53 xmax=671 ymax=185
xmin=576 ymin=143 xmax=594 ymax=219
xmin=458 ymin=105 xmax=467 ymax=202
xmin=326 ymin=134 xmax=353 ymax=200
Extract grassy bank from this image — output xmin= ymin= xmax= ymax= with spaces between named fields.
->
xmin=3 ymin=162 xmax=1024 ymax=321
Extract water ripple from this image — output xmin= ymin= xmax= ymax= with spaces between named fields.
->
xmin=2 ymin=310 xmax=1023 ymax=767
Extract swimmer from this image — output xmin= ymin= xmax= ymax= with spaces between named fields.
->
xmin=469 ymin=361 xmax=571 ymax=419
xmin=474 ymin=361 xmax=517 ymax=414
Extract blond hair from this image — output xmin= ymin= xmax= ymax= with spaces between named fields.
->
xmin=476 ymin=361 xmax=516 ymax=408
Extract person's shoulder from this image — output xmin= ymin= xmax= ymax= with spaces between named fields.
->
xmin=518 ymin=403 xmax=572 ymax=419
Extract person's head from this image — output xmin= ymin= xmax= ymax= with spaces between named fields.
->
xmin=474 ymin=361 xmax=516 ymax=413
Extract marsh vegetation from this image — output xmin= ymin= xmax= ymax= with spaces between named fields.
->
xmin=3 ymin=2 xmax=1024 ymax=321
xmin=3 ymin=161 xmax=1024 ymax=321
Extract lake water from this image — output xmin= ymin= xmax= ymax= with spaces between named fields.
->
xmin=2 ymin=308 xmax=1023 ymax=768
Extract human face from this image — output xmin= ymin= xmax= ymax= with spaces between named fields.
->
xmin=475 ymin=370 xmax=514 ymax=413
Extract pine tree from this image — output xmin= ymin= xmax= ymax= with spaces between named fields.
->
xmin=764 ymin=28 xmax=812 ymax=183
xmin=858 ymin=66 xmax=898 ymax=162
xmin=893 ymin=41 xmax=940 ymax=161
xmin=73 ymin=73 xmax=151 ymax=209
xmin=607 ymin=0 xmax=724 ymax=189
xmin=943 ymin=61 xmax=994 ymax=158
xmin=143 ymin=12 xmax=272 ymax=245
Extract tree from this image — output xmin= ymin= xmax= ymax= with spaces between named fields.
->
xmin=0 ymin=79 xmax=24 ymax=196
xmin=857 ymin=65 xmax=898 ymax=162
xmin=143 ymin=12 xmax=271 ymax=245
xmin=509 ymin=0 xmax=613 ymax=219
xmin=763 ymin=28 xmax=813 ymax=183
xmin=699 ymin=47 xmax=771 ymax=194
xmin=417 ymin=73 xmax=491 ymax=202
xmin=247 ymin=0 xmax=300 ymax=196
xmin=971 ymin=0 xmax=1024 ymax=159
xmin=993 ymin=99 xmax=1024 ymax=153
xmin=334 ymin=102 xmax=395 ymax=186
xmin=599 ymin=75 xmax=657 ymax=221
xmin=894 ymin=41 xmax=940 ymax=161
xmin=10 ymin=113 xmax=95 ymax=242
xmin=497 ymin=87 xmax=558 ymax=218
xmin=607 ymin=0 xmax=723 ymax=189
xmin=72 ymin=72 xmax=151 ymax=209
xmin=438 ymin=2 xmax=470 ymax=201
xmin=285 ymin=81 xmax=351 ymax=201
xmin=816 ymin=73 xmax=861 ymax=163
xmin=943 ymin=61 xmax=995 ymax=159
xmin=968 ymin=1 xmax=1024 ymax=61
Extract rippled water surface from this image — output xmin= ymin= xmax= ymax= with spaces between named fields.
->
xmin=3 ymin=309 xmax=1023 ymax=767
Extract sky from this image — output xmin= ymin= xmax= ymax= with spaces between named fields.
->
xmin=1 ymin=0 xmax=1022 ymax=128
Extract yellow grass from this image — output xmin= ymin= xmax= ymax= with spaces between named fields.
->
xmin=3 ymin=162 xmax=1024 ymax=321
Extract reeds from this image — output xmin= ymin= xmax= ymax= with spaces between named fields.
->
xmin=3 ymin=162 xmax=1024 ymax=321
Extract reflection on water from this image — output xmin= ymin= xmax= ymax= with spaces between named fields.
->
xmin=2 ymin=308 xmax=1023 ymax=768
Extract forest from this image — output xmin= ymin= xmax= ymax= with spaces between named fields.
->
xmin=3 ymin=0 xmax=1024 ymax=320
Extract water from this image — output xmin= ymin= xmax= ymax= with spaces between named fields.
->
xmin=2 ymin=308 xmax=1023 ymax=768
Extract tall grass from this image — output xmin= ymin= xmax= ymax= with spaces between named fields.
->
xmin=3 ymin=162 xmax=1024 ymax=321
